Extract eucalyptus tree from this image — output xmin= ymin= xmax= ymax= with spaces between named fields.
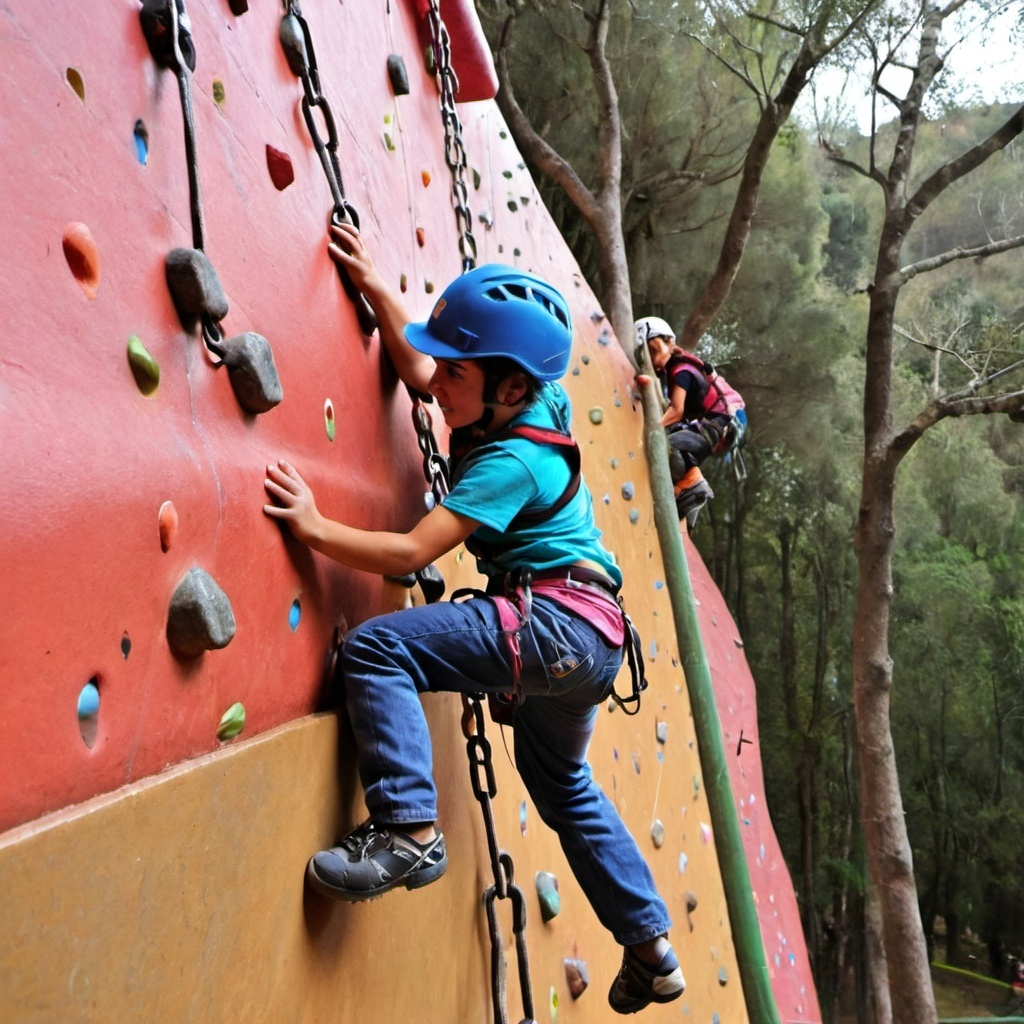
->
xmin=813 ymin=3 xmax=1024 ymax=1020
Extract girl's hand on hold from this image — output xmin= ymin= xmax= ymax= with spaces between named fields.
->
xmin=328 ymin=221 xmax=379 ymax=295
xmin=264 ymin=459 xmax=323 ymax=545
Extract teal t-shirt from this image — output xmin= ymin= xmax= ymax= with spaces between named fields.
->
xmin=441 ymin=382 xmax=622 ymax=586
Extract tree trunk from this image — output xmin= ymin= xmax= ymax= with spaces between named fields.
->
xmin=853 ymin=230 xmax=937 ymax=1019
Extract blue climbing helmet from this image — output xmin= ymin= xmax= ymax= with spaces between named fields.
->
xmin=404 ymin=264 xmax=573 ymax=381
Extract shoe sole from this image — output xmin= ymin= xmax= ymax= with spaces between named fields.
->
xmin=305 ymin=852 xmax=448 ymax=903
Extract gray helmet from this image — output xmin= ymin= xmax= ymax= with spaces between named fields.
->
xmin=634 ymin=316 xmax=676 ymax=347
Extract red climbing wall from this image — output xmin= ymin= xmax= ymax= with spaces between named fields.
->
xmin=0 ymin=2 xmax=817 ymax=1022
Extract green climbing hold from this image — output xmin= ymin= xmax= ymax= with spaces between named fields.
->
xmin=127 ymin=334 xmax=160 ymax=395
xmin=535 ymin=870 xmax=561 ymax=922
xmin=217 ymin=701 xmax=246 ymax=742
xmin=588 ymin=407 xmax=604 ymax=425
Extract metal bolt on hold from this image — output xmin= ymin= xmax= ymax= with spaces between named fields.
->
xmin=166 ymin=567 xmax=237 ymax=658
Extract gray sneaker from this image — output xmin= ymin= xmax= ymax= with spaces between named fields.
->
xmin=306 ymin=821 xmax=447 ymax=902
xmin=608 ymin=945 xmax=686 ymax=1014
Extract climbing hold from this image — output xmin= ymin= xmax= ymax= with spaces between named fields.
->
xmin=588 ymin=407 xmax=603 ymax=425
xmin=387 ymin=54 xmax=410 ymax=95
xmin=650 ymin=819 xmax=665 ymax=848
xmin=649 ymin=638 xmax=657 ymax=660
xmin=685 ymin=891 xmax=698 ymax=933
xmin=693 ymin=775 xmax=701 ymax=795
xmin=621 ymin=482 xmax=635 ymax=501
xmin=416 ymin=227 xmax=425 ymax=247
xmin=549 ymin=986 xmax=558 ymax=1021
xmin=700 ymin=822 xmax=713 ymax=843
xmin=424 ymin=280 xmax=434 ymax=294
xmin=62 ymin=221 xmax=100 ymax=300
xmin=265 ymin=145 xmax=294 ymax=191
xmin=212 ymin=79 xmax=225 ymax=105
xmin=628 ymin=509 xmax=640 ymax=524
xmin=656 ymin=720 xmax=668 ymax=744
xmin=383 ymin=131 xmax=395 ymax=152
xmin=77 ymin=678 xmax=100 ymax=749
xmin=216 ymin=701 xmax=246 ymax=742
xmin=564 ymin=958 xmax=589 ymax=999
xmin=399 ymin=273 xmax=408 ymax=293
xmin=133 ymin=119 xmax=149 ymax=165
xmin=228 ymin=0 xmax=248 ymax=13
xmin=507 ymin=200 xmax=518 ymax=213
xmin=219 ymin=332 xmax=284 ymax=414
xmin=678 ymin=852 xmax=688 ymax=874
xmin=289 ymin=598 xmax=301 ymax=632
xmin=602 ymin=493 xmax=610 ymax=505
xmin=519 ymin=800 xmax=528 ymax=836
xmin=472 ymin=168 xmax=481 ymax=189
xmin=158 ymin=500 xmax=178 ymax=553
xmin=421 ymin=170 xmax=431 ymax=187
xmin=127 ymin=334 xmax=160 ymax=395
xmin=166 ymin=567 xmax=237 ymax=658
xmin=121 ymin=632 xmax=132 ymax=659
xmin=324 ymin=398 xmax=336 ymax=441
xmin=609 ymin=457 xmax=617 ymax=469
xmin=165 ymin=248 xmax=229 ymax=322
xmin=631 ymin=753 xmax=641 ymax=774
xmin=66 ymin=67 xmax=85 ymax=101
xmin=581 ymin=353 xmax=590 ymax=365
xmin=535 ymin=871 xmax=561 ymax=922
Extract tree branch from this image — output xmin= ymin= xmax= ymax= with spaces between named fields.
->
xmin=899 ymin=233 xmax=1024 ymax=284
xmin=906 ymin=104 xmax=1024 ymax=226
xmin=892 ymin=389 xmax=1024 ymax=456
xmin=493 ymin=14 xmax=601 ymax=228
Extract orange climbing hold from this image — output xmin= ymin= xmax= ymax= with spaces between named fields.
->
xmin=62 ymin=221 xmax=100 ymax=300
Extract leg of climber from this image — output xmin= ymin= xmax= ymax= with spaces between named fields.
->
xmin=666 ymin=424 xmax=715 ymax=520
xmin=674 ymin=465 xmax=714 ymax=519
xmin=305 ymin=598 xmax=518 ymax=902
xmin=511 ymin=606 xmax=685 ymax=1014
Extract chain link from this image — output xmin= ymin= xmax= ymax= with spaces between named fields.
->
xmin=461 ymin=697 xmax=537 ymax=1024
xmin=279 ymin=1 xmax=376 ymax=334
xmin=424 ymin=0 xmax=477 ymax=273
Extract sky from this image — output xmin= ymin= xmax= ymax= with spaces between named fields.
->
xmin=794 ymin=4 xmax=1024 ymax=134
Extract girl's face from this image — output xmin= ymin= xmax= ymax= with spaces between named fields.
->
xmin=428 ymin=358 xmax=488 ymax=428
xmin=647 ymin=335 xmax=674 ymax=371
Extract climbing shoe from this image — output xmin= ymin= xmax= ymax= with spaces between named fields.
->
xmin=675 ymin=477 xmax=714 ymax=519
xmin=305 ymin=821 xmax=447 ymax=902
xmin=608 ymin=945 xmax=686 ymax=1014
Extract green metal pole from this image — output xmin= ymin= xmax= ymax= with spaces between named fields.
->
xmin=636 ymin=365 xmax=781 ymax=1024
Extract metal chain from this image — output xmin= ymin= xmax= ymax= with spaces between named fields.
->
xmin=461 ymin=697 xmax=537 ymax=1024
xmin=141 ymin=0 xmax=232 ymax=361
xmin=411 ymin=394 xmax=450 ymax=510
xmin=279 ymin=1 xmax=376 ymax=335
xmin=419 ymin=6 xmax=535 ymax=1019
xmin=424 ymin=0 xmax=477 ymax=273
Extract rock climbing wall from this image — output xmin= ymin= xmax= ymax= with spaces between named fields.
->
xmin=0 ymin=1 xmax=816 ymax=1022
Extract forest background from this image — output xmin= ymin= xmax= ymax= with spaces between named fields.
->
xmin=474 ymin=1 xmax=1024 ymax=1021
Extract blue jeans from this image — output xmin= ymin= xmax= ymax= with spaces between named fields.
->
xmin=340 ymin=593 xmax=672 ymax=946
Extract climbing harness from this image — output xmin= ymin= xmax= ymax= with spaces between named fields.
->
xmin=423 ymin=0 xmax=477 ymax=272
xmin=278 ymin=1 xmax=377 ymax=335
xmin=139 ymin=0 xmax=282 ymax=414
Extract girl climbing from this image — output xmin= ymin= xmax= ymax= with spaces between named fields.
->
xmin=262 ymin=223 xmax=685 ymax=1015
xmin=635 ymin=316 xmax=745 ymax=521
